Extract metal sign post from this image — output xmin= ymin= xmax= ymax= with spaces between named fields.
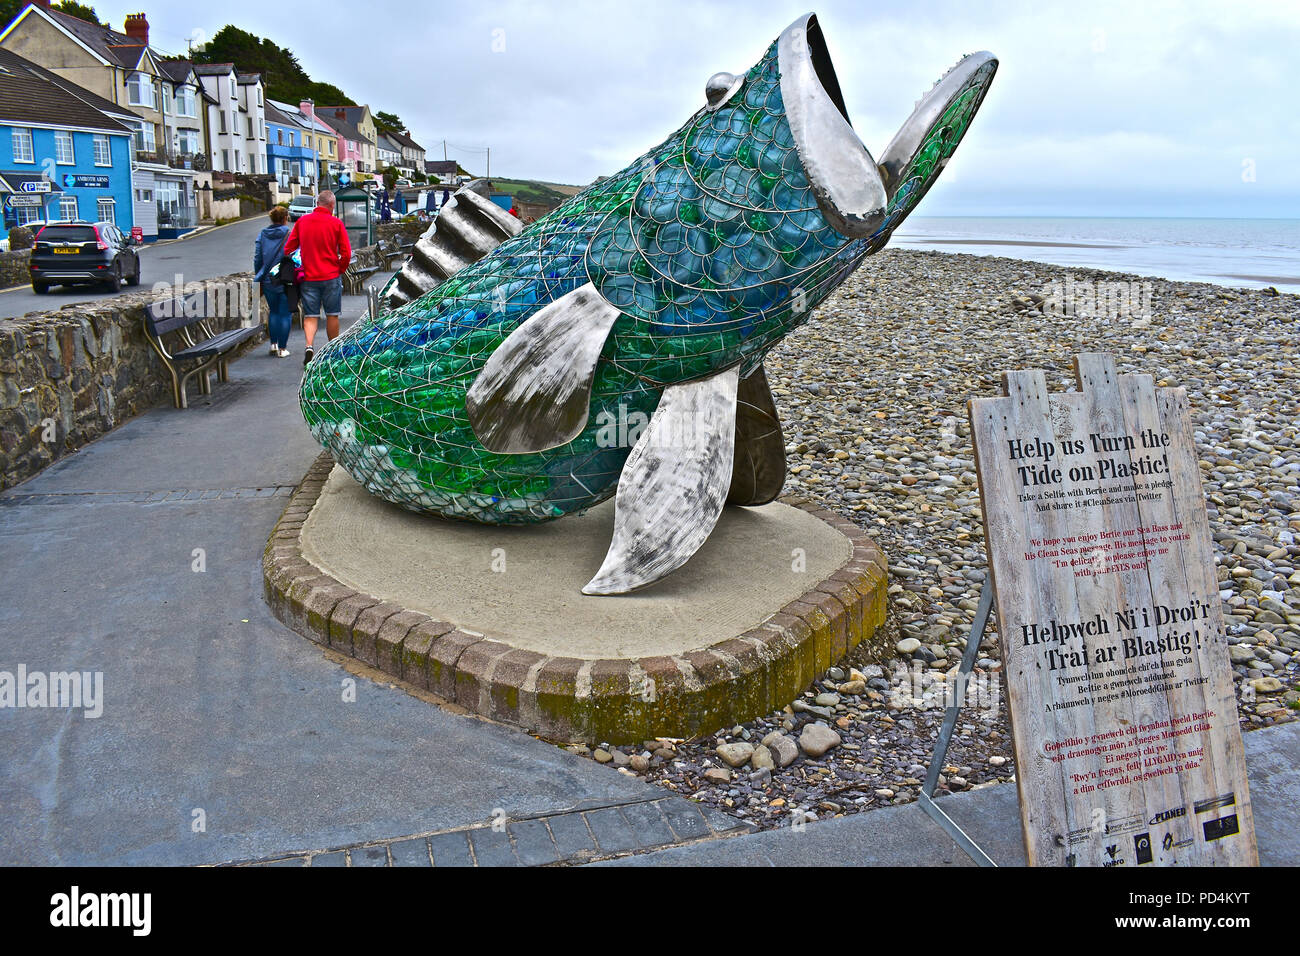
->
xmin=917 ymin=578 xmax=998 ymax=867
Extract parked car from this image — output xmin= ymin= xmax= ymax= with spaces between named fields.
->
xmin=29 ymin=221 xmax=140 ymax=294
xmin=287 ymin=195 xmax=316 ymax=221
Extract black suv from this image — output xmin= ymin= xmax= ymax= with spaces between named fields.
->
xmin=30 ymin=220 xmax=141 ymax=294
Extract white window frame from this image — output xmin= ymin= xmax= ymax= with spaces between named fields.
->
xmin=12 ymin=126 xmax=34 ymax=163
xmin=175 ymin=85 xmax=196 ymax=118
xmin=58 ymin=195 xmax=79 ymax=221
xmin=162 ymin=82 xmax=173 ymax=114
xmin=14 ymin=203 xmax=40 ymax=226
xmin=126 ymin=119 xmax=155 ymax=153
xmin=54 ymin=130 xmax=74 ymax=165
xmin=93 ymin=133 xmax=112 ymax=166
xmin=127 ymin=72 xmax=156 ymax=109
xmin=97 ymin=198 xmax=116 ymax=224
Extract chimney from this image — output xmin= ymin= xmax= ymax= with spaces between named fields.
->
xmin=124 ymin=13 xmax=149 ymax=45
xmin=33 ymin=0 xmax=52 ymax=9
xmin=335 ymin=108 xmax=345 ymax=120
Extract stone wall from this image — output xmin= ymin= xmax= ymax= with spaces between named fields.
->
xmin=376 ymin=220 xmax=426 ymax=246
xmin=0 ymin=249 xmax=31 ymax=288
xmin=0 ymin=273 xmax=259 ymax=490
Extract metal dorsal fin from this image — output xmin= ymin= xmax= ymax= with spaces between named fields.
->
xmin=583 ymin=367 xmax=740 ymax=595
xmin=383 ymin=180 xmax=523 ymax=309
xmin=728 ymin=363 xmax=786 ymax=506
xmin=466 ymin=283 xmax=622 ymax=454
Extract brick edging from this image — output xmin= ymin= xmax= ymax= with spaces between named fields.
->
xmin=264 ymin=452 xmax=891 ymax=744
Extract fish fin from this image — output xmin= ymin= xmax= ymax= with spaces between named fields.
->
xmin=728 ymin=363 xmax=786 ymax=506
xmin=583 ymin=367 xmax=739 ymax=595
xmin=466 ymin=282 xmax=622 ymax=454
xmin=383 ymin=181 xmax=523 ymax=309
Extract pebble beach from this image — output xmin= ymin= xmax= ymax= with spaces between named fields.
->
xmin=574 ymin=248 xmax=1300 ymax=830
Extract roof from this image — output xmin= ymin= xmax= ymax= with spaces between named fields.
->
xmin=319 ymin=105 xmax=368 ymax=127
xmin=236 ymin=73 xmax=261 ymax=85
xmin=387 ymin=129 xmax=423 ymax=152
xmin=377 ymin=134 xmax=401 ymax=153
xmin=156 ymin=59 xmax=198 ymax=84
xmin=0 ymin=46 xmax=132 ymax=133
xmin=264 ymin=102 xmax=296 ymax=127
xmin=267 ymin=99 xmax=336 ymax=135
xmin=193 ymin=62 xmax=235 ymax=76
xmin=36 ymin=7 xmax=146 ymax=70
xmin=319 ymin=113 xmax=369 ymax=145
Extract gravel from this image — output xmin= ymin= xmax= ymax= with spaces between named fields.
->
xmin=577 ymin=250 xmax=1300 ymax=830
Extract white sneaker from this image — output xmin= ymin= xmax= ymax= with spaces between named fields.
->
xmin=278 ymin=348 xmax=292 ymax=358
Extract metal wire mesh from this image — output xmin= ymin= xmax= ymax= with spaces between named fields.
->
xmin=299 ymin=43 xmax=993 ymax=525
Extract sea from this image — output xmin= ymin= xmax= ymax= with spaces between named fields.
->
xmin=892 ymin=218 xmax=1300 ymax=294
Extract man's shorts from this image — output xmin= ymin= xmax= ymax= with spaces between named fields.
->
xmin=299 ymin=277 xmax=343 ymax=317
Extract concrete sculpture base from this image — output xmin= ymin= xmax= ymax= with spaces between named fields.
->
xmin=264 ymin=453 xmax=891 ymax=744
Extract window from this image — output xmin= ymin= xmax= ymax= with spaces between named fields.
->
xmin=246 ymin=117 xmax=252 ymax=139
xmin=54 ymin=130 xmax=74 ymax=164
xmin=175 ymin=129 xmax=200 ymax=154
xmin=14 ymin=204 xmax=40 ymax=226
xmin=126 ymin=119 xmax=155 ymax=153
xmin=12 ymin=126 xmax=33 ymax=163
xmin=97 ymin=198 xmax=115 ymax=224
xmin=257 ymin=88 xmax=262 ymax=105
xmin=134 ymin=187 xmax=152 ymax=203
xmin=218 ymin=111 xmax=227 ymax=135
xmin=162 ymin=83 xmax=172 ymax=114
xmin=175 ymin=86 xmax=196 ymax=117
xmin=58 ymin=196 xmax=79 ymax=221
xmin=127 ymin=72 xmax=155 ymax=108
xmin=276 ymin=128 xmax=283 ymax=145
xmin=221 ymin=149 xmax=229 ymax=170
xmin=93 ymin=133 xmax=112 ymax=166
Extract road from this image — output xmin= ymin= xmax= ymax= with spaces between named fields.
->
xmin=1 ymin=216 xmax=267 ymax=319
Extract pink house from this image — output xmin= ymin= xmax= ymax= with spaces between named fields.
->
xmin=304 ymin=101 xmax=369 ymax=175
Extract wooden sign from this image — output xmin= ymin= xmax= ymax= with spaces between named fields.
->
xmin=969 ymin=353 xmax=1256 ymax=866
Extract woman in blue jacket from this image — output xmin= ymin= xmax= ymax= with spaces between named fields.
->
xmin=253 ymin=206 xmax=293 ymax=357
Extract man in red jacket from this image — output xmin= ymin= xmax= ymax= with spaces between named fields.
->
xmin=285 ymin=189 xmax=352 ymax=365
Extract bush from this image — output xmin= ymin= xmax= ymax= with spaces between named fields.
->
xmin=7 ymin=226 xmax=33 ymax=251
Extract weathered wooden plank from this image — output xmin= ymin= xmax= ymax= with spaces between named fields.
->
xmin=968 ymin=353 xmax=1256 ymax=866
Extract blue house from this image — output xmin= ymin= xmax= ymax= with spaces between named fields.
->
xmin=266 ymin=100 xmax=318 ymax=192
xmin=0 ymin=47 xmax=134 ymax=241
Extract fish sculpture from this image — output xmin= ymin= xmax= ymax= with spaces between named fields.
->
xmin=300 ymin=12 xmax=997 ymax=595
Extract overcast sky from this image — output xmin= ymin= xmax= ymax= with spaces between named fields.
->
xmin=123 ymin=0 xmax=1299 ymax=217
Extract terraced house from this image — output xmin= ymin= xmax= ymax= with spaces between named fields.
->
xmin=194 ymin=63 xmax=266 ymax=176
xmin=0 ymin=3 xmax=204 ymax=239
xmin=0 ymin=46 xmax=134 ymax=240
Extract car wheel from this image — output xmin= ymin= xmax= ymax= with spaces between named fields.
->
xmin=32 ymin=282 xmax=48 ymax=295
xmin=103 ymin=263 xmax=122 ymax=293
xmin=126 ymin=257 xmax=140 ymax=286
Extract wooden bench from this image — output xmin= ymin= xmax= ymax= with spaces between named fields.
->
xmin=144 ymin=290 xmax=260 ymax=409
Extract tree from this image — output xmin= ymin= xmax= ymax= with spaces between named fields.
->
xmin=374 ymin=111 xmax=404 ymax=134
xmin=382 ymin=165 xmax=399 ymax=190
xmin=53 ymin=2 xmax=107 ymax=26
xmin=192 ymin=25 xmax=355 ymax=107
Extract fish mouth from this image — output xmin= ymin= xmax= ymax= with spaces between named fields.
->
xmin=778 ymin=12 xmax=888 ymax=238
